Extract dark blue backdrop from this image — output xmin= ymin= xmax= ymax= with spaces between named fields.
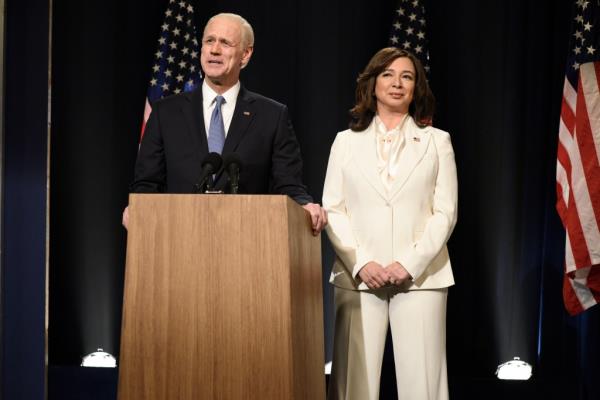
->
xmin=2 ymin=0 xmax=49 ymax=399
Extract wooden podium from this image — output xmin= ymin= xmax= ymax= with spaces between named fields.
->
xmin=118 ymin=194 xmax=325 ymax=399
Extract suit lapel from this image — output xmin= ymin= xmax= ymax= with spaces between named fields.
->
xmin=388 ymin=117 xmax=431 ymax=199
xmin=352 ymin=124 xmax=389 ymax=202
xmin=181 ymin=87 xmax=209 ymax=156
xmin=214 ymin=87 xmax=256 ymax=190
xmin=222 ymin=87 xmax=255 ymax=154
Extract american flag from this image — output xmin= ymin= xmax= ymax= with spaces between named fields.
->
xmin=556 ymin=0 xmax=600 ymax=315
xmin=140 ymin=0 xmax=202 ymax=139
xmin=388 ymin=0 xmax=430 ymax=75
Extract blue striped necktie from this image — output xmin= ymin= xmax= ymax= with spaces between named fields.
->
xmin=208 ymin=95 xmax=226 ymax=154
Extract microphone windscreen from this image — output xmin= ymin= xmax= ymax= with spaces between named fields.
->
xmin=202 ymin=152 xmax=223 ymax=171
xmin=223 ymin=152 xmax=242 ymax=172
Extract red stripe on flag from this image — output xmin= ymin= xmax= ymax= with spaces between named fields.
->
xmin=556 ymin=139 xmax=570 ymax=223
xmin=139 ymin=99 xmax=153 ymax=143
xmin=561 ymin=98 xmax=576 ymax=134
xmin=556 ymin=182 xmax=568 ymax=221
xmin=556 ymin=140 xmax=572 ymax=178
xmin=565 ymin=188 xmax=593 ymax=267
xmin=140 ymin=120 xmax=147 ymax=141
xmin=563 ymin=275 xmax=585 ymax=315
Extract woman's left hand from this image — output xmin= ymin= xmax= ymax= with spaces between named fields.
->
xmin=385 ymin=262 xmax=412 ymax=286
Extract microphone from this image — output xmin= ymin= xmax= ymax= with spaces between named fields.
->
xmin=194 ymin=152 xmax=223 ymax=193
xmin=223 ymin=153 xmax=242 ymax=194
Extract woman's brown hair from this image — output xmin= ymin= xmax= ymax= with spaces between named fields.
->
xmin=349 ymin=47 xmax=435 ymax=132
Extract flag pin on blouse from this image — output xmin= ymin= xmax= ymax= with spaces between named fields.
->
xmin=243 ymin=111 xmax=251 ymax=116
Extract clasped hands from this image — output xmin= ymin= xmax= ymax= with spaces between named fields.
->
xmin=358 ymin=261 xmax=412 ymax=290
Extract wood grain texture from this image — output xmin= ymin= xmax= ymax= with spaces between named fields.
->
xmin=286 ymin=197 xmax=326 ymax=400
xmin=118 ymin=194 xmax=325 ymax=400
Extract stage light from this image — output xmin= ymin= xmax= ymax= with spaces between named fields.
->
xmin=81 ymin=348 xmax=117 ymax=368
xmin=325 ymin=361 xmax=332 ymax=375
xmin=495 ymin=357 xmax=532 ymax=380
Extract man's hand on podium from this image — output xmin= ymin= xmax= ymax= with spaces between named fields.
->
xmin=122 ymin=206 xmax=129 ymax=230
xmin=302 ymin=203 xmax=327 ymax=236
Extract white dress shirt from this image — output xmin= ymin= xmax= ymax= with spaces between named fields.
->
xmin=202 ymin=80 xmax=240 ymax=138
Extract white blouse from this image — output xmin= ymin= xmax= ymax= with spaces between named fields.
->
xmin=374 ymin=114 xmax=408 ymax=192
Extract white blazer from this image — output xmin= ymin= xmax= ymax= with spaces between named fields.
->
xmin=323 ymin=116 xmax=458 ymax=291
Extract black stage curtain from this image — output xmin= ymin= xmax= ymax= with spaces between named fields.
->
xmin=2 ymin=0 xmax=49 ymax=398
xmin=49 ymin=0 xmax=600 ymax=399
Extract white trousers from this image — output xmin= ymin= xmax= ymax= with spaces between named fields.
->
xmin=328 ymin=286 xmax=449 ymax=400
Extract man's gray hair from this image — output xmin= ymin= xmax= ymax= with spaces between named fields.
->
xmin=205 ymin=13 xmax=255 ymax=49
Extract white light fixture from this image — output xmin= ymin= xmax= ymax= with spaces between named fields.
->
xmin=324 ymin=361 xmax=332 ymax=375
xmin=81 ymin=348 xmax=117 ymax=368
xmin=495 ymin=357 xmax=532 ymax=380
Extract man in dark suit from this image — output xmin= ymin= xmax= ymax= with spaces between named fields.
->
xmin=123 ymin=13 xmax=327 ymax=234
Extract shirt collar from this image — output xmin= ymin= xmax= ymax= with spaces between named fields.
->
xmin=202 ymin=80 xmax=241 ymax=106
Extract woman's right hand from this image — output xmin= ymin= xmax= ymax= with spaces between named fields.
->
xmin=358 ymin=262 xmax=390 ymax=289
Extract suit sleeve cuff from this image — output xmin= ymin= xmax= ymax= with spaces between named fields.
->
xmin=352 ymin=248 xmax=373 ymax=280
xmin=396 ymin=248 xmax=428 ymax=283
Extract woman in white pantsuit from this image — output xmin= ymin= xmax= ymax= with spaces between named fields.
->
xmin=323 ymin=48 xmax=458 ymax=400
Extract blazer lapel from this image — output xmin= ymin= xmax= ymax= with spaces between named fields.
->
xmin=181 ymin=87 xmax=209 ymax=156
xmin=352 ymin=124 xmax=389 ymax=202
xmin=214 ymin=86 xmax=256 ymax=190
xmin=388 ymin=117 xmax=431 ymax=199
xmin=222 ymin=87 xmax=255 ymax=154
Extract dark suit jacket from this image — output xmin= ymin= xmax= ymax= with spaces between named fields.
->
xmin=130 ymin=84 xmax=313 ymax=204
